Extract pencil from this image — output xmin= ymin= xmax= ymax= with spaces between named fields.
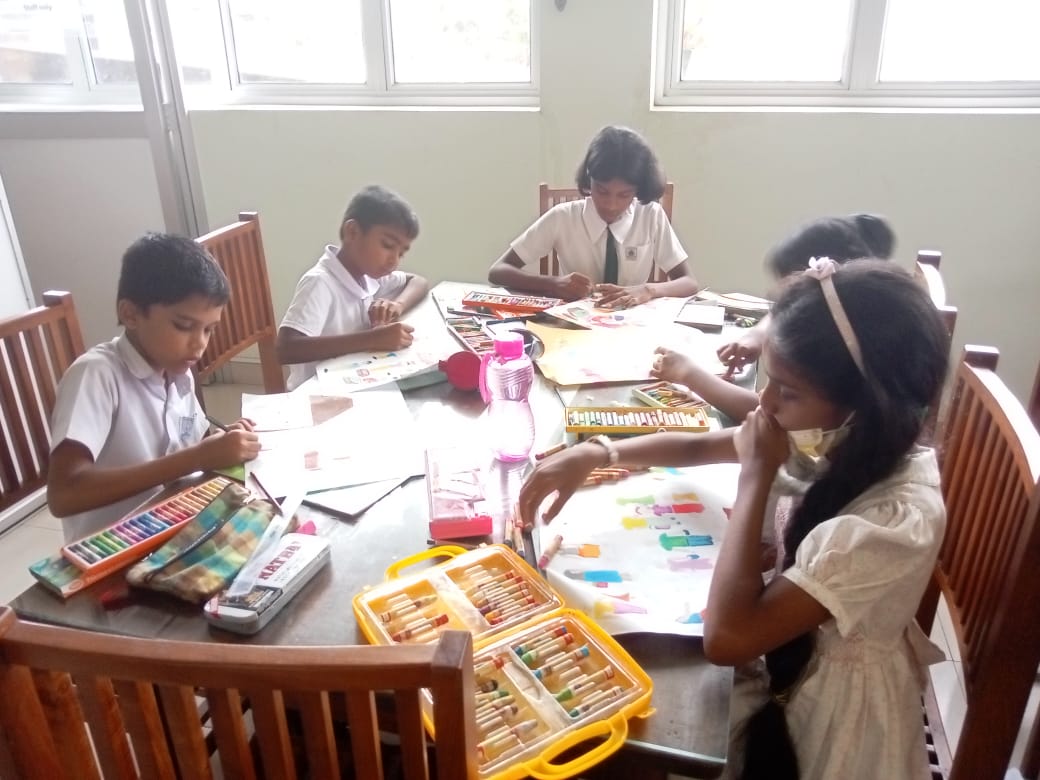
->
xmin=535 ymin=442 xmax=568 ymax=460
xmin=205 ymin=414 xmax=230 ymax=432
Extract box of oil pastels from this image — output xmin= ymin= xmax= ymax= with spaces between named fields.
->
xmin=352 ymin=544 xmax=652 ymax=780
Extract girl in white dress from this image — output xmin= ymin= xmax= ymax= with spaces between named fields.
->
xmin=517 ymin=259 xmax=949 ymax=780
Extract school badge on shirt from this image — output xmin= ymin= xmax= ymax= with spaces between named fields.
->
xmin=179 ymin=413 xmax=198 ymax=444
xmin=624 ymin=247 xmax=638 ymax=261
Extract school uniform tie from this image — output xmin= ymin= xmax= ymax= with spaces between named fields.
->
xmin=604 ymin=229 xmax=619 ymax=285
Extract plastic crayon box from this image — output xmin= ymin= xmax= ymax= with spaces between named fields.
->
xmin=631 ymin=381 xmax=708 ymax=410
xmin=61 ymin=476 xmax=233 ymax=577
xmin=445 ymin=315 xmax=496 ymax=355
xmin=565 ymin=405 xmax=710 ymax=436
xmin=462 ymin=291 xmax=562 ymax=316
xmin=426 ymin=447 xmax=495 ymax=540
xmin=353 ymin=545 xmax=652 ymax=780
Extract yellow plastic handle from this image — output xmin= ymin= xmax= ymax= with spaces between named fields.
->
xmin=383 ymin=545 xmax=468 ymax=581
xmin=526 ymin=715 xmax=628 ymax=779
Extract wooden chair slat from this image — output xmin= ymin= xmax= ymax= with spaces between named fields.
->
xmin=205 ymin=687 xmax=257 ymax=779
xmin=158 ymin=683 xmax=214 ymax=779
xmin=346 ymin=690 xmax=382 ymax=779
xmin=8 ymin=334 xmax=50 ymax=479
xmin=31 ymin=668 xmax=99 ymax=780
xmin=298 ymin=691 xmax=340 ymax=779
xmin=73 ymin=674 xmax=138 ymax=780
xmin=0 ymin=663 xmax=64 ymax=777
xmin=196 ymin=212 xmax=286 ymax=395
xmin=114 ymin=679 xmax=177 ymax=780
xmin=247 ymin=689 xmax=297 ymax=780
xmin=394 ymin=688 xmax=429 ymax=780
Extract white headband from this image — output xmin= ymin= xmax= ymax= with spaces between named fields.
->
xmin=805 ymin=257 xmax=867 ymax=376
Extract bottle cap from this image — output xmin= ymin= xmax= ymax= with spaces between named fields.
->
xmin=493 ymin=331 xmax=525 ymax=359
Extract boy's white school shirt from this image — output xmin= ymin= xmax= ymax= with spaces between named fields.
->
xmin=280 ymin=245 xmax=409 ymax=391
xmin=49 ymin=333 xmax=209 ymax=543
xmin=509 ymin=198 xmax=687 ymax=286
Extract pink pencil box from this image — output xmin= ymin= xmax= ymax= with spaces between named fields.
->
xmin=425 ymin=447 xmax=494 ymax=540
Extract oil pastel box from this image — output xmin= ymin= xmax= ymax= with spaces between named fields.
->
xmin=353 ymin=544 xmax=653 ymax=780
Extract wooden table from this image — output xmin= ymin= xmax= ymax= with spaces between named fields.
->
xmin=11 ymin=288 xmax=733 ymax=778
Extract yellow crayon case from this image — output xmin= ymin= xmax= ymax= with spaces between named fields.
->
xmin=353 ymin=544 xmax=654 ymax=780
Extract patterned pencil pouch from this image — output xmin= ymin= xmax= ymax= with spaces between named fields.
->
xmin=127 ymin=482 xmax=276 ymax=603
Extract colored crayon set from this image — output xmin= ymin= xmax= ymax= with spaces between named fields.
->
xmin=632 ymin=380 xmax=708 ymax=410
xmin=462 ymin=290 xmax=562 ymax=316
xmin=565 ymin=405 xmax=711 ymax=436
xmin=446 ymin=315 xmax=496 ymax=355
xmin=61 ymin=476 xmax=233 ymax=578
xmin=353 ymin=545 xmax=653 ymax=779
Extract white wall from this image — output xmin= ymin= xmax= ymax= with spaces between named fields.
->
xmin=0 ymin=136 xmax=165 ymax=348
xmin=189 ymin=0 xmax=1040 ymax=403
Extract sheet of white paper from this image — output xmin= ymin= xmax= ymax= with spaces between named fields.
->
xmin=246 ymin=386 xmax=424 ymax=497
xmin=241 ymin=392 xmax=313 ymax=430
xmin=542 ymin=296 xmax=688 ymax=329
xmin=536 ymin=464 xmax=739 ymax=637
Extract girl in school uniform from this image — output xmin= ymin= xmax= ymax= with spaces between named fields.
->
xmin=488 ymin=125 xmax=700 ymax=307
xmin=518 ymin=259 xmax=949 ymax=780
xmin=652 ymin=213 xmax=895 ymax=422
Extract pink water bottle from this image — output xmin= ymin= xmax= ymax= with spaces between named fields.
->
xmin=480 ymin=332 xmax=536 ymax=462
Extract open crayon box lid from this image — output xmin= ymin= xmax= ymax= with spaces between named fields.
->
xmin=352 ymin=544 xmax=654 ymax=780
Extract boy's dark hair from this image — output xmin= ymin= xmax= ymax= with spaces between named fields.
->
xmin=740 ymin=260 xmax=948 ymax=779
xmin=767 ymin=214 xmax=896 ymax=279
xmin=575 ymin=126 xmax=666 ymax=204
xmin=117 ymin=233 xmax=229 ymax=312
xmin=342 ymin=185 xmax=420 ymax=239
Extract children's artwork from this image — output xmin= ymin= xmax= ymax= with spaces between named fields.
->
xmin=241 ymin=392 xmax=354 ymax=431
xmin=245 ymin=385 xmax=425 ymax=498
xmin=526 ymin=321 xmax=727 ymax=386
xmin=533 ymin=464 xmax=739 ymax=637
xmin=542 ymin=296 xmax=688 ymax=330
xmin=316 ymin=327 xmax=457 ymax=391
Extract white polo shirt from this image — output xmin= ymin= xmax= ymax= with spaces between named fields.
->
xmin=49 ymin=334 xmax=209 ymax=543
xmin=510 ymin=198 xmax=688 ymax=287
xmin=280 ymin=245 xmax=409 ymax=390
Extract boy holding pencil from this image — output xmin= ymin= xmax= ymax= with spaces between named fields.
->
xmin=48 ymin=233 xmax=260 ymax=543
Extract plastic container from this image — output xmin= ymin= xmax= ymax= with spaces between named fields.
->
xmin=353 ymin=545 xmax=653 ymax=780
xmin=480 ymin=332 xmax=536 ymax=462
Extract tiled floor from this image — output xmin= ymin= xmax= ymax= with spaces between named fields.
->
xmin=1 ymin=381 xmax=1036 ymax=778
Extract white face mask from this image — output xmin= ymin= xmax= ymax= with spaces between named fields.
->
xmin=783 ymin=413 xmax=854 ymax=483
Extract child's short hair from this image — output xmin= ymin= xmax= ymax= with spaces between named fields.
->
xmin=767 ymin=214 xmax=896 ymax=279
xmin=117 ymin=233 xmax=229 ymax=312
xmin=342 ymin=185 xmax=420 ymax=239
xmin=575 ymin=126 xmax=666 ymax=204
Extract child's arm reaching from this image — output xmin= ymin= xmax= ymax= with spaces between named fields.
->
xmin=651 ymin=347 xmax=760 ymax=422
xmin=277 ymin=323 xmax=415 ymax=365
xmin=703 ymin=407 xmax=830 ymax=666
xmin=47 ymin=430 xmax=261 ymax=519
xmin=369 ymin=273 xmax=429 ymax=326
xmin=717 ymin=315 xmax=770 ymax=377
xmin=517 ymin=429 xmax=738 ymax=528
xmin=488 ymin=250 xmax=593 ymax=301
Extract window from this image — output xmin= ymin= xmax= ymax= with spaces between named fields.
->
xmin=656 ymin=0 xmax=1040 ymax=107
xmin=1 ymin=0 xmax=536 ymax=106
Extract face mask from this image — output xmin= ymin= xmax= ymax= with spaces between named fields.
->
xmin=783 ymin=414 xmax=854 ymax=484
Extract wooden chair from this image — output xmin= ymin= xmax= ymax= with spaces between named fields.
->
xmin=0 ymin=607 xmax=477 ymax=779
xmin=914 ymin=250 xmax=959 ymax=441
xmin=1029 ymin=359 xmax=1040 ymax=431
xmin=0 ymin=291 xmax=85 ymax=514
xmin=196 ymin=212 xmax=285 ymax=395
xmin=916 ymin=346 xmax=1040 ymax=780
xmin=537 ymin=182 xmax=674 ymax=279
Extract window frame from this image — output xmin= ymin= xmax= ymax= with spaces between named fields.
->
xmin=654 ymin=0 xmax=1040 ymax=109
xmin=0 ymin=0 xmax=539 ymax=108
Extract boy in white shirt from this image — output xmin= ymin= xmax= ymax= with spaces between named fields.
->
xmin=277 ymin=185 xmax=430 ymax=390
xmin=48 ymin=233 xmax=261 ymax=543
xmin=488 ymin=126 xmax=699 ymax=308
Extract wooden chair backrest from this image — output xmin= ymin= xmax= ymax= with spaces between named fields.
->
xmin=1030 ymin=359 xmax=1040 ymax=431
xmin=196 ymin=212 xmax=285 ymax=394
xmin=537 ymin=183 xmax=674 ymax=281
xmin=0 ymin=608 xmax=477 ymax=780
xmin=916 ymin=346 xmax=1040 ymax=780
xmin=914 ymin=250 xmax=958 ymax=441
xmin=0 ymin=291 xmax=85 ymax=513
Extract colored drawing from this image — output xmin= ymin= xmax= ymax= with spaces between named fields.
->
xmin=617 ymin=495 xmax=654 ymax=506
xmin=621 ymin=517 xmax=648 ymax=530
xmin=667 ymin=555 xmax=714 ymax=572
xmin=659 ymin=533 xmax=714 ymax=551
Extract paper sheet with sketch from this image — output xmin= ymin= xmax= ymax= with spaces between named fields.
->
xmin=245 ymin=385 xmax=424 ymax=498
xmin=534 ymin=464 xmax=739 ymax=637
xmin=542 ymin=296 xmax=688 ymax=329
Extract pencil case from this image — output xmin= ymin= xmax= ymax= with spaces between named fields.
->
xmin=353 ymin=544 xmax=653 ymax=780
xmin=565 ymin=405 xmax=711 ymax=436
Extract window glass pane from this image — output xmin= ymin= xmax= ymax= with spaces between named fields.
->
xmin=81 ymin=0 xmax=135 ymax=84
xmin=680 ymin=0 xmax=853 ymax=82
xmin=880 ymin=0 xmax=1040 ymax=82
xmin=228 ymin=0 xmax=364 ymax=84
xmin=389 ymin=0 xmax=531 ymax=84
xmin=0 ymin=0 xmax=72 ymax=84
xmin=168 ymin=1 xmax=227 ymax=86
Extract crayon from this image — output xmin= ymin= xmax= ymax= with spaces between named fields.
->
xmin=535 ymin=442 xmax=568 ymax=460
xmin=513 ymin=625 xmax=568 ymax=655
xmin=391 ymin=613 xmax=449 ymax=642
xmin=538 ymin=534 xmax=564 ymax=570
xmin=567 ymin=685 xmax=625 ymax=718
